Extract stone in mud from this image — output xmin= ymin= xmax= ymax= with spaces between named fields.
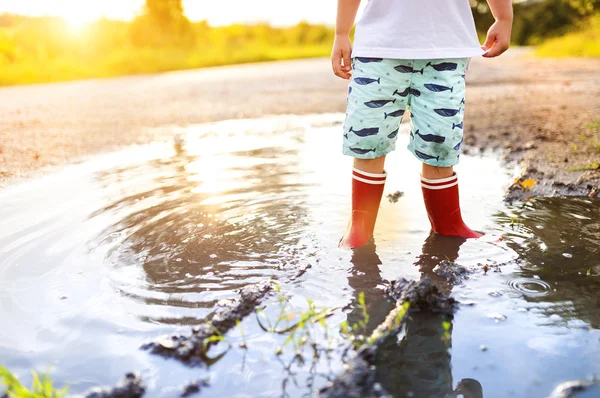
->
xmin=547 ymin=378 xmax=598 ymax=398
xmin=385 ymin=277 xmax=457 ymax=312
xmin=142 ymin=280 xmax=272 ymax=365
xmin=318 ymin=346 xmax=391 ymax=398
xmin=386 ymin=191 xmax=404 ymax=203
xmin=432 ymin=259 xmax=471 ymax=284
xmin=84 ymin=373 xmax=145 ymax=398
xmin=321 ymin=278 xmax=456 ymax=398
xmin=181 ymin=379 xmax=210 ymax=397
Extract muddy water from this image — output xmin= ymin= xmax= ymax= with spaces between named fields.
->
xmin=0 ymin=114 xmax=598 ymax=397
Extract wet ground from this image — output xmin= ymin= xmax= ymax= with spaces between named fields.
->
xmin=1 ymin=49 xmax=599 ymax=196
xmin=1 ymin=114 xmax=599 ymax=397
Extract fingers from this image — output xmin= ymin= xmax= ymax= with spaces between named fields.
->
xmin=483 ymin=39 xmax=510 ymax=58
xmin=331 ymin=50 xmax=344 ymax=79
xmin=481 ymin=33 xmax=496 ymax=57
xmin=331 ymin=48 xmax=351 ymax=79
xmin=343 ymin=51 xmax=352 ymax=75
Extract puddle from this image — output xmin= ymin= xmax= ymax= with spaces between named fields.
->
xmin=0 ymin=114 xmax=599 ymax=397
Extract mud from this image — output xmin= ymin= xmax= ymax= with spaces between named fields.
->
xmin=180 ymin=379 xmax=210 ymax=397
xmin=385 ymin=277 xmax=458 ymax=313
xmin=320 ymin=277 xmax=456 ymax=398
xmin=386 ymin=191 xmax=404 ymax=203
xmin=141 ymin=280 xmax=272 ymax=365
xmin=432 ymin=259 xmax=471 ymax=285
xmin=461 ymin=50 xmax=600 ymax=201
xmin=318 ymin=347 xmax=391 ymax=398
xmin=2 ymin=49 xmax=599 ymax=200
xmin=83 ymin=373 xmax=145 ymax=398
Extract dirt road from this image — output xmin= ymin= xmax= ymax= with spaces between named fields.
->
xmin=1 ymin=48 xmax=599 ymax=197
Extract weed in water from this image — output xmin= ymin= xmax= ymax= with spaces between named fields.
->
xmin=0 ymin=365 xmax=68 ymax=398
xmin=567 ymin=162 xmax=599 ymax=172
xmin=235 ymin=319 xmax=248 ymax=349
xmin=585 ymin=120 xmax=600 ymax=131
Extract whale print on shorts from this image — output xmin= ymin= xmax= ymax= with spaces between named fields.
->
xmin=415 ymin=150 xmax=440 ymax=161
xmin=384 ymin=109 xmax=405 ymax=119
xmin=343 ymin=57 xmax=468 ymax=165
xmin=393 ymin=88 xmax=421 ymax=97
xmin=349 ymin=126 xmax=380 ymax=137
xmin=393 ymin=87 xmax=410 ymax=97
xmin=364 ymin=99 xmax=396 ymax=108
xmin=426 ymin=62 xmax=457 ymax=71
xmin=415 ymin=130 xmax=446 ymax=144
xmin=350 ymin=148 xmax=377 ymax=155
xmin=356 ymin=57 xmax=383 ymax=63
xmin=354 ymin=77 xmax=380 ymax=85
xmin=454 ymin=138 xmax=463 ymax=151
xmin=424 ymin=83 xmax=453 ymax=93
xmin=394 ymin=65 xmax=424 ymax=74
xmin=434 ymin=108 xmax=461 ymax=117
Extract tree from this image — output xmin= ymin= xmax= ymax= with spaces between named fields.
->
xmin=129 ymin=0 xmax=194 ymax=47
xmin=470 ymin=0 xmax=600 ymax=45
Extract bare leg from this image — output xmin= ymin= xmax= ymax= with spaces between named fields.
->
xmin=355 ymin=156 xmax=386 ymax=174
xmin=422 ymin=163 xmax=453 ymax=180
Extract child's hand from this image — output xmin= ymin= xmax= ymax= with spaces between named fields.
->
xmin=482 ymin=18 xmax=512 ymax=57
xmin=331 ymin=34 xmax=353 ymax=79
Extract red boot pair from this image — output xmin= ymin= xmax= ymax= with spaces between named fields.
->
xmin=340 ymin=170 xmax=482 ymax=249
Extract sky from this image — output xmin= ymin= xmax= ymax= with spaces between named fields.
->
xmin=0 ymin=0 xmax=345 ymax=26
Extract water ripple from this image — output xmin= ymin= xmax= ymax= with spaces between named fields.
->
xmin=507 ymin=277 xmax=554 ymax=298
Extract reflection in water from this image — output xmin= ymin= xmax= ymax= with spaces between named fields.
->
xmin=1 ymin=113 xmax=597 ymax=396
xmin=346 ymin=234 xmax=483 ymax=397
xmin=498 ymin=197 xmax=600 ymax=329
xmin=90 ymin=131 xmax=315 ymax=325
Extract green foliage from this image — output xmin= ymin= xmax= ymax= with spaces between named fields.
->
xmin=0 ymin=365 xmax=68 ymax=398
xmin=130 ymin=0 xmax=194 ymax=47
xmin=567 ymin=162 xmax=600 ymax=171
xmin=535 ymin=12 xmax=600 ymax=57
xmin=2 ymin=0 xmax=599 ymax=86
xmin=0 ymin=13 xmax=334 ymax=86
xmin=470 ymin=0 xmax=599 ymax=46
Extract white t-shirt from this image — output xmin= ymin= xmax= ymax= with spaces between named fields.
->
xmin=352 ymin=0 xmax=484 ymax=59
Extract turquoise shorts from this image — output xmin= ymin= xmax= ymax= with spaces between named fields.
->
xmin=343 ymin=57 xmax=469 ymax=167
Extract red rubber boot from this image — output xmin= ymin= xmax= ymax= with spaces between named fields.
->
xmin=339 ymin=168 xmax=387 ymax=249
xmin=421 ymin=173 xmax=483 ymax=239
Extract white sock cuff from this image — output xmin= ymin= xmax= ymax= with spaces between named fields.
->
xmin=420 ymin=172 xmax=457 ymax=184
xmin=353 ymin=167 xmax=387 ymax=178
xmin=352 ymin=168 xmax=387 ymax=185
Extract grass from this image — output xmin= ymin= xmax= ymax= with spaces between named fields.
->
xmin=0 ymin=16 xmax=333 ymax=86
xmin=0 ymin=365 xmax=67 ymax=398
xmin=535 ymin=13 xmax=600 ymax=58
xmin=567 ymin=162 xmax=600 ymax=171
xmin=0 ymin=43 xmax=331 ymax=86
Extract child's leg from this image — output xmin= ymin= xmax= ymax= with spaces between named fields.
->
xmin=420 ymin=163 xmax=482 ymax=238
xmin=405 ymin=58 xmax=482 ymax=238
xmin=421 ymin=163 xmax=453 ymax=180
xmin=340 ymin=58 xmax=410 ymax=248
xmin=339 ymin=156 xmax=387 ymax=249
xmin=355 ymin=156 xmax=386 ymax=174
